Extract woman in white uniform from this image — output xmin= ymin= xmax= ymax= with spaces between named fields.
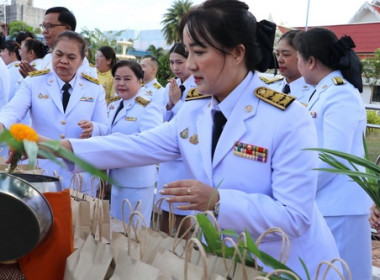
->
xmin=105 ymin=60 xmax=162 ymax=225
xmin=14 ymin=39 xmax=50 ymax=127
xmin=295 ymin=28 xmax=372 ymax=280
xmin=156 ymin=42 xmax=197 ymax=237
xmin=0 ymin=40 xmax=19 ymax=103
xmin=272 ymin=30 xmax=314 ymax=105
xmin=0 ymin=31 xmax=108 ymax=188
xmin=51 ymin=1 xmax=340 ymax=277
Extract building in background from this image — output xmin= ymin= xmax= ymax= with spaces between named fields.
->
xmin=278 ymin=0 xmax=380 ymax=105
xmin=5 ymin=0 xmax=45 ymax=29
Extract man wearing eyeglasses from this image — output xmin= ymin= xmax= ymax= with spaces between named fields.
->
xmin=19 ymin=7 xmax=96 ymax=78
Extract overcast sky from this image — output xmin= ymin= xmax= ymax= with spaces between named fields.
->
xmin=29 ymin=0 xmax=367 ymax=31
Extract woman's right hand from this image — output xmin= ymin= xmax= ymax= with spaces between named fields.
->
xmin=167 ymin=78 xmax=182 ymax=110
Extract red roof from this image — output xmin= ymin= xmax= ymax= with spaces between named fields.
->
xmin=279 ymin=22 xmax=380 ymax=57
xmin=371 ymin=4 xmax=380 ymax=14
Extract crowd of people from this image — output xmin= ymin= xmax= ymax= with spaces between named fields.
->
xmin=0 ymin=0 xmax=377 ymax=278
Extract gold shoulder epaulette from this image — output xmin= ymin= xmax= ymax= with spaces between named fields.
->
xmin=81 ymin=73 xmax=100 ymax=84
xmin=332 ymin=77 xmax=346 ymax=85
xmin=28 ymin=69 xmax=50 ymax=77
xmin=109 ymin=96 xmax=121 ymax=103
xmin=135 ymin=96 xmax=151 ymax=107
xmin=254 ymin=87 xmax=295 ymax=110
xmin=259 ymin=76 xmax=283 ymax=84
xmin=185 ymin=88 xmax=212 ymax=101
xmin=153 ymin=82 xmax=162 ymax=89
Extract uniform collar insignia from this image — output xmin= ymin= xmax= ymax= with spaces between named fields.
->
xmin=245 ymin=105 xmax=253 ymax=113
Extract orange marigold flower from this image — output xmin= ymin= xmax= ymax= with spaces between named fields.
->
xmin=9 ymin=124 xmax=38 ymax=142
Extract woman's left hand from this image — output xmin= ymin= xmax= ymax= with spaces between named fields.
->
xmin=78 ymin=120 xmax=93 ymax=139
xmin=160 ymin=179 xmax=219 ymax=212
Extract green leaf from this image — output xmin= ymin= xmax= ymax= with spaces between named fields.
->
xmin=55 ymin=144 xmax=111 ymax=183
xmin=299 ymin=258 xmax=311 ymax=280
xmin=245 ymin=229 xmax=300 ymax=280
xmin=23 ymin=140 xmax=38 ymax=167
xmin=196 ymin=213 xmax=220 ymax=252
xmin=37 ymin=149 xmax=66 ymax=167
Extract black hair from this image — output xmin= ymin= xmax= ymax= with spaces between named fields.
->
xmin=179 ymin=0 xmax=276 ymax=72
xmin=24 ymin=39 xmax=49 ymax=59
xmin=54 ymin=31 xmax=86 ymax=59
xmin=98 ymin=46 xmax=117 ymax=66
xmin=169 ymin=42 xmax=188 ymax=58
xmin=15 ymin=32 xmax=35 ymax=45
xmin=45 ymin=7 xmax=76 ymax=31
xmin=1 ymin=40 xmax=21 ymax=60
xmin=295 ymin=28 xmax=363 ymax=92
xmin=111 ymin=60 xmax=144 ymax=80
xmin=279 ymin=30 xmax=301 ymax=49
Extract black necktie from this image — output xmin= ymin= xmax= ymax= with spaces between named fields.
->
xmin=112 ymin=101 xmax=124 ymax=125
xmin=211 ymin=111 xmax=227 ymax=160
xmin=282 ymin=84 xmax=290 ymax=94
xmin=308 ymin=89 xmax=316 ymax=102
xmin=179 ymin=85 xmax=186 ymax=97
xmin=62 ymin=83 xmax=71 ymax=112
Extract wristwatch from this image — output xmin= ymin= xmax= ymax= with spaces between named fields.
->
xmin=213 ymin=200 xmax=220 ymax=218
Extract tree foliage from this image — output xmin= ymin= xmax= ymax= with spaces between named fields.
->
xmin=161 ymin=0 xmax=193 ymax=45
xmin=8 ymin=21 xmax=34 ymax=38
xmin=157 ymin=51 xmax=171 ymax=87
xmin=80 ymin=28 xmax=123 ymax=64
xmin=361 ymin=48 xmax=380 ymax=87
xmin=146 ymin=44 xmax=165 ymax=59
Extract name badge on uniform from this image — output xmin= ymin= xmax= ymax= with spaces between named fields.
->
xmin=38 ymin=93 xmax=49 ymax=99
xmin=80 ymin=96 xmax=94 ymax=102
xmin=233 ymin=141 xmax=268 ymax=163
xmin=125 ymin=117 xmax=137 ymax=121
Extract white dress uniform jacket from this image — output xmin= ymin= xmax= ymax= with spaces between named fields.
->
xmin=0 ymin=58 xmax=10 ymax=109
xmin=307 ymin=70 xmax=372 ymax=280
xmin=307 ymin=70 xmax=372 ymax=216
xmin=0 ymin=70 xmax=108 ymax=187
xmin=156 ymin=75 xmax=198 ymax=215
xmin=140 ymin=79 xmax=165 ymax=108
xmin=69 ymin=72 xmax=340 ymax=278
xmin=106 ymin=94 xmax=163 ymax=187
xmin=7 ymin=61 xmax=22 ymax=102
xmin=105 ymin=94 xmax=163 ymax=222
xmin=269 ymin=76 xmax=315 ymax=105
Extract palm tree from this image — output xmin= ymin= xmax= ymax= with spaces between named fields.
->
xmin=146 ymin=44 xmax=165 ymax=59
xmin=161 ymin=0 xmax=193 ymax=45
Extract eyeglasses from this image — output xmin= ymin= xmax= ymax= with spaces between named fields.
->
xmin=40 ymin=23 xmax=66 ymax=31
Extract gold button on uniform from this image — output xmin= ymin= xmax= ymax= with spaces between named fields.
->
xmin=60 ymin=134 xmax=65 ymax=139
xmin=61 ymin=120 xmax=66 ymax=125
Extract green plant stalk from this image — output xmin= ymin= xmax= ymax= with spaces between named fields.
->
xmin=307 ymin=135 xmax=380 ymax=208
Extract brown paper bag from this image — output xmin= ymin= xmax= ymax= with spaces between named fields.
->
xmin=315 ymin=258 xmax=350 ymax=280
xmin=63 ymin=234 xmax=113 ymax=280
xmin=85 ymin=178 xmax=111 ymax=243
xmin=69 ymin=174 xmax=92 ymax=249
xmin=152 ymin=238 xmax=226 ymax=280
xmin=110 ymin=247 xmax=168 ymax=280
